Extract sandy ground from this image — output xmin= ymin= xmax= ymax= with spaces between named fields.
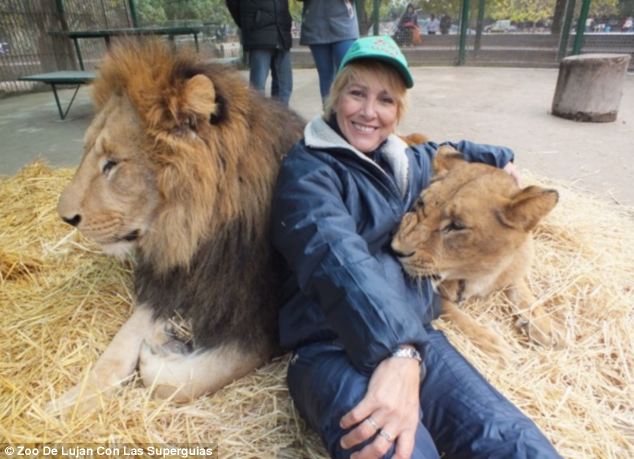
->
xmin=1 ymin=66 xmax=632 ymax=205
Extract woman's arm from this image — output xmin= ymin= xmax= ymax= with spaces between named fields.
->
xmin=439 ymin=139 xmax=515 ymax=168
xmin=271 ymin=151 xmax=428 ymax=375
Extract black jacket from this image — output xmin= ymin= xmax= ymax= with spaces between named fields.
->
xmin=226 ymin=0 xmax=292 ymax=50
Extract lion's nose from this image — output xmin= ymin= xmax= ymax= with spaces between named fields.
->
xmin=62 ymin=214 xmax=81 ymax=226
xmin=389 ymin=244 xmax=414 ymax=258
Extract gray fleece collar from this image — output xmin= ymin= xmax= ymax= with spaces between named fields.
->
xmin=304 ymin=116 xmax=410 ymax=197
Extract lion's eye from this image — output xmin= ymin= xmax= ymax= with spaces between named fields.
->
xmin=442 ymin=220 xmax=466 ymax=233
xmin=102 ymin=160 xmax=117 ymax=176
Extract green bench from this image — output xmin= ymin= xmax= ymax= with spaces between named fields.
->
xmin=19 ymin=70 xmax=96 ymax=120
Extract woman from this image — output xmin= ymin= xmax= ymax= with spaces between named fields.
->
xmin=299 ymin=0 xmax=359 ymax=103
xmin=395 ymin=3 xmax=418 ymax=46
xmin=271 ymin=36 xmax=560 ymax=459
xmin=226 ymin=0 xmax=293 ymax=105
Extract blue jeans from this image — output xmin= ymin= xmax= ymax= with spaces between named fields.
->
xmin=309 ymin=40 xmax=356 ymax=102
xmin=288 ymin=326 xmax=561 ymax=459
xmin=249 ymin=48 xmax=292 ymax=106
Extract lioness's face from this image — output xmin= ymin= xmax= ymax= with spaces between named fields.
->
xmin=58 ymin=96 xmax=160 ymax=257
xmin=392 ymin=164 xmax=523 ymax=282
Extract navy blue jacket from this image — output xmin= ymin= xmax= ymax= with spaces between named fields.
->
xmin=271 ymin=117 xmax=514 ymax=376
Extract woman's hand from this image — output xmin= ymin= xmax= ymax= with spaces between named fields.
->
xmin=339 ymin=353 xmax=422 ymax=459
xmin=503 ymin=161 xmax=521 ymax=186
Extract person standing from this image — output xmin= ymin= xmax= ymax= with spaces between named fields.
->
xmin=299 ymin=0 xmax=359 ymax=104
xmin=395 ymin=3 xmax=418 ymax=46
xmin=440 ymin=14 xmax=451 ymax=35
xmin=427 ymin=13 xmax=440 ymax=35
xmin=226 ymin=0 xmax=293 ymax=105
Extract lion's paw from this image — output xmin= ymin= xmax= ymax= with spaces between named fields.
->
xmin=516 ymin=315 xmax=562 ymax=349
xmin=46 ymin=381 xmax=105 ymax=416
xmin=470 ymin=328 xmax=513 ymax=364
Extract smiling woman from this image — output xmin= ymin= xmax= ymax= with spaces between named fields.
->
xmin=325 ymin=60 xmax=404 ymax=154
xmin=270 ymin=36 xmax=561 ymax=459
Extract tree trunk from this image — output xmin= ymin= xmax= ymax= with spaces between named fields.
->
xmin=551 ymin=54 xmax=631 ymax=122
xmin=357 ymin=0 xmax=370 ymax=36
xmin=551 ymin=0 xmax=567 ymax=35
xmin=33 ymin=0 xmax=77 ymax=71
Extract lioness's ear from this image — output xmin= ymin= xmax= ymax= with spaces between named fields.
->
xmin=433 ymin=145 xmax=465 ymax=174
xmin=183 ymin=74 xmax=217 ymax=120
xmin=498 ymin=186 xmax=559 ymax=231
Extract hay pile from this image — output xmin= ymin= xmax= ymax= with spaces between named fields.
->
xmin=1 ymin=162 xmax=632 ymax=458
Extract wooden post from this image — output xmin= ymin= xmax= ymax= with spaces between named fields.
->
xmin=552 ymin=53 xmax=631 ymax=122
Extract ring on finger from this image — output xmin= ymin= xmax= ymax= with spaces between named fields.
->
xmin=378 ymin=429 xmax=394 ymax=443
xmin=365 ymin=416 xmax=379 ymax=431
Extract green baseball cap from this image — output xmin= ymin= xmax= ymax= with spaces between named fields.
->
xmin=339 ymin=36 xmax=414 ymax=88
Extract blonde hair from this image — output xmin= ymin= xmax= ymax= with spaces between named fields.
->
xmin=324 ymin=59 xmax=409 ymax=123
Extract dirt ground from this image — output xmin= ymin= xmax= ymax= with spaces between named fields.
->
xmin=1 ymin=66 xmax=632 ymax=206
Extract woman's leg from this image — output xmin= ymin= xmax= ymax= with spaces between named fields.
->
xmin=308 ymin=44 xmax=335 ymax=101
xmin=419 ymin=326 xmax=561 ymax=459
xmin=248 ymin=49 xmax=272 ymax=95
xmin=288 ymin=341 xmax=440 ymax=459
xmin=271 ymin=48 xmax=293 ymax=106
xmin=332 ymin=39 xmax=356 ymax=70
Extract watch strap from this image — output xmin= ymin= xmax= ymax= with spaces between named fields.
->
xmin=391 ymin=346 xmax=422 ymax=363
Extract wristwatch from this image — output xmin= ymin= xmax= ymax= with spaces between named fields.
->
xmin=391 ymin=346 xmax=422 ymax=363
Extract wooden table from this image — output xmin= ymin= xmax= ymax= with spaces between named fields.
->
xmin=18 ymin=71 xmax=96 ymax=119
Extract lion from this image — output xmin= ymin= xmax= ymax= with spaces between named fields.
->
xmin=51 ymin=39 xmax=305 ymax=411
xmin=391 ymin=146 xmax=561 ymax=358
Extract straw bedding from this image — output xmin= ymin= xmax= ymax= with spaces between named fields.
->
xmin=1 ymin=161 xmax=632 ymax=458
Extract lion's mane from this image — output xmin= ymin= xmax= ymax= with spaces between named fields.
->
xmin=93 ymin=39 xmax=304 ymax=272
xmin=92 ymin=40 xmax=305 ymax=352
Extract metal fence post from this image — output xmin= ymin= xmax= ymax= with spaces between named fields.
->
xmin=572 ymin=0 xmax=592 ymax=55
xmin=557 ymin=0 xmax=576 ymax=60
xmin=52 ymin=0 xmax=77 ymax=70
xmin=373 ymin=0 xmax=379 ymax=36
xmin=474 ymin=0 xmax=486 ymax=54
xmin=355 ymin=0 xmax=362 ymax=35
xmin=458 ymin=0 xmax=471 ymax=65
xmin=128 ymin=0 xmax=139 ymax=28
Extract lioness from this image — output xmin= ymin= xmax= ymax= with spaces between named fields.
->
xmin=391 ymin=146 xmax=561 ymax=356
xmin=50 ymin=40 xmax=305 ymax=411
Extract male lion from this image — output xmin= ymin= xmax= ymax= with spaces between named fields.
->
xmin=52 ymin=40 xmax=305 ymax=410
xmin=391 ymin=146 xmax=561 ymax=357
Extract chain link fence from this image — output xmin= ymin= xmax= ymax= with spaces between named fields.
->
xmin=1 ymin=0 xmax=633 ymax=97
xmin=359 ymin=0 xmax=633 ymax=69
xmin=0 ymin=0 xmax=131 ymax=94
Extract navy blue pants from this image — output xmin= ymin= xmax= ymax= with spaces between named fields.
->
xmin=308 ymin=39 xmax=355 ymax=101
xmin=288 ymin=326 xmax=561 ymax=459
xmin=248 ymin=48 xmax=292 ymax=106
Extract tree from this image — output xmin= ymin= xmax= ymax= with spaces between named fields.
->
xmin=136 ymin=0 xmax=232 ymax=26
xmin=137 ymin=0 xmax=167 ymax=25
xmin=589 ymin=0 xmax=620 ymax=18
xmin=621 ymin=0 xmax=634 ymax=16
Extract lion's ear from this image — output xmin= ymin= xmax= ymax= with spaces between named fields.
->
xmin=433 ymin=145 xmax=465 ymax=174
xmin=498 ymin=186 xmax=559 ymax=231
xmin=183 ymin=74 xmax=217 ymax=120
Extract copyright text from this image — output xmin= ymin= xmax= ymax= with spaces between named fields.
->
xmin=2 ymin=444 xmax=215 ymax=458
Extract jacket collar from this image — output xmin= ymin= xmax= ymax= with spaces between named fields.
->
xmin=304 ymin=116 xmax=410 ymax=197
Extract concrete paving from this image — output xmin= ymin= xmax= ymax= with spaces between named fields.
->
xmin=1 ymin=66 xmax=633 ymax=205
